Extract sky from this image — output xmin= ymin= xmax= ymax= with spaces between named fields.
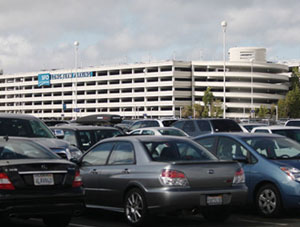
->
xmin=0 ymin=0 xmax=300 ymax=74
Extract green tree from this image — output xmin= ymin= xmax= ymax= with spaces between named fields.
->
xmin=182 ymin=105 xmax=193 ymax=118
xmin=285 ymin=86 xmax=300 ymax=118
xmin=270 ymin=104 xmax=276 ymax=119
xmin=278 ymin=99 xmax=288 ymax=118
xmin=257 ymin=105 xmax=268 ymax=118
xmin=291 ymin=67 xmax=300 ymax=89
xmin=212 ymin=99 xmax=223 ymax=118
xmin=193 ymin=104 xmax=203 ymax=118
xmin=202 ymin=87 xmax=214 ymax=117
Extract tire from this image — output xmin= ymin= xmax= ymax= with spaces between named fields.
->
xmin=202 ymin=206 xmax=231 ymax=222
xmin=255 ymin=184 xmax=283 ymax=217
xmin=124 ymin=188 xmax=148 ymax=227
xmin=43 ymin=215 xmax=72 ymax=227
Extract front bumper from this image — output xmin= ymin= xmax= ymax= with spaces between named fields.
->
xmin=145 ymin=184 xmax=248 ymax=213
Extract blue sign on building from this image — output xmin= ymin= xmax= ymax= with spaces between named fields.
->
xmin=38 ymin=73 xmax=51 ymax=87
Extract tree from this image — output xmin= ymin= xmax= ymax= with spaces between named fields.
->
xmin=181 ymin=105 xmax=193 ymax=118
xmin=212 ymin=99 xmax=223 ymax=118
xmin=285 ymin=86 xmax=300 ymax=118
xmin=257 ymin=105 xmax=268 ymax=118
xmin=270 ymin=104 xmax=276 ymax=119
xmin=278 ymin=99 xmax=288 ymax=118
xmin=194 ymin=104 xmax=203 ymax=118
xmin=202 ymin=87 xmax=214 ymax=117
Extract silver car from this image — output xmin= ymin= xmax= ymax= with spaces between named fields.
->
xmin=78 ymin=136 xmax=247 ymax=226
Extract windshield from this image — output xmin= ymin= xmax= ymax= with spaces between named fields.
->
xmin=272 ymin=129 xmax=300 ymax=143
xmin=0 ymin=139 xmax=58 ymax=160
xmin=143 ymin=140 xmax=217 ymax=162
xmin=158 ymin=129 xmax=187 ymax=136
xmin=243 ymin=137 xmax=300 ymax=159
xmin=0 ymin=118 xmax=55 ymax=138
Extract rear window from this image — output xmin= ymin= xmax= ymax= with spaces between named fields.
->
xmin=158 ymin=129 xmax=187 ymax=136
xmin=0 ymin=140 xmax=58 ymax=160
xmin=211 ymin=120 xmax=242 ymax=132
xmin=286 ymin=121 xmax=300 ymax=127
xmin=95 ymin=129 xmax=123 ymax=141
xmin=143 ymin=140 xmax=216 ymax=162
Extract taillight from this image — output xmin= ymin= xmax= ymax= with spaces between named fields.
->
xmin=0 ymin=173 xmax=15 ymax=190
xmin=232 ymin=168 xmax=245 ymax=185
xmin=72 ymin=170 xmax=83 ymax=188
xmin=160 ymin=169 xmax=189 ymax=187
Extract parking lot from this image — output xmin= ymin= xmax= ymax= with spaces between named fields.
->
xmin=7 ymin=209 xmax=300 ymax=227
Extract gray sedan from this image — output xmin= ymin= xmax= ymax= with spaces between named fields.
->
xmin=78 ymin=136 xmax=247 ymax=226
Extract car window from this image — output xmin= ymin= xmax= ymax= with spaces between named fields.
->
xmin=95 ymin=129 xmax=122 ymax=141
xmin=143 ymin=140 xmax=216 ymax=161
xmin=62 ymin=130 xmax=78 ymax=146
xmin=196 ymin=120 xmax=211 ymax=132
xmin=130 ymin=121 xmax=142 ymax=130
xmin=142 ymin=130 xmax=155 ymax=135
xmin=286 ymin=121 xmax=300 ymax=127
xmin=172 ymin=121 xmax=185 ymax=129
xmin=78 ymin=131 xmax=93 ymax=150
xmin=158 ymin=129 xmax=187 ymax=136
xmin=216 ymin=137 xmax=248 ymax=160
xmin=272 ymin=129 xmax=300 ymax=143
xmin=108 ymin=142 xmax=135 ymax=165
xmin=254 ymin=129 xmax=269 ymax=133
xmin=183 ymin=121 xmax=196 ymax=134
xmin=141 ymin=121 xmax=160 ymax=128
xmin=81 ymin=142 xmax=114 ymax=166
xmin=195 ymin=137 xmax=216 ymax=152
xmin=131 ymin=130 xmax=141 ymax=135
xmin=0 ymin=140 xmax=57 ymax=160
xmin=0 ymin=118 xmax=55 ymax=138
xmin=211 ymin=120 xmax=242 ymax=132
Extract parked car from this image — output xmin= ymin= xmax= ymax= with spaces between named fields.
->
xmin=77 ymin=136 xmax=247 ymax=226
xmin=194 ymin=132 xmax=300 ymax=217
xmin=127 ymin=118 xmax=178 ymax=132
xmin=171 ymin=119 xmax=244 ymax=137
xmin=129 ymin=127 xmax=189 ymax=137
xmin=0 ymin=114 xmax=82 ymax=159
xmin=285 ymin=119 xmax=300 ymax=127
xmin=0 ymin=136 xmax=85 ymax=226
xmin=51 ymin=125 xmax=123 ymax=152
xmin=43 ymin=119 xmax=70 ymax=127
xmin=251 ymin=125 xmax=300 ymax=144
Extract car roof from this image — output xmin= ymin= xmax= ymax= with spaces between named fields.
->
xmin=0 ymin=113 xmax=38 ymax=120
xmin=194 ymin=132 xmax=284 ymax=139
xmin=101 ymin=135 xmax=191 ymax=143
xmin=252 ymin=125 xmax=300 ymax=130
xmin=240 ymin=122 xmax=267 ymax=126
xmin=131 ymin=127 xmax=179 ymax=130
xmin=52 ymin=125 xmax=119 ymax=131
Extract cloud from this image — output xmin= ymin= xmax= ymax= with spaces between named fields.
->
xmin=0 ymin=0 xmax=300 ymax=73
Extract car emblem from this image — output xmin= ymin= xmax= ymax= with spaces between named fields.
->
xmin=41 ymin=164 xmax=48 ymax=170
xmin=208 ymin=169 xmax=215 ymax=174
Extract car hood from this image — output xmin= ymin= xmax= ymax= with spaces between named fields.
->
xmin=34 ymin=138 xmax=70 ymax=149
xmin=270 ymin=159 xmax=300 ymax=169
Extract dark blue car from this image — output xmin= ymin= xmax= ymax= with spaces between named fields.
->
xmin=194 ymin=133 xmax=300 ymax=217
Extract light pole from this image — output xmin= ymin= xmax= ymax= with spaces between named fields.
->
xmin=250 ymin=58 xmax=254 ymax=118
xmin=150 ymin=107 xmax=154 ymax=119
xmin=74 ymin=41 xmax=79 ymax=119
xmin=221 ymin=20 xmax=227 ymax=119
xmin=180 ymin=106 xmax=183 ymax=119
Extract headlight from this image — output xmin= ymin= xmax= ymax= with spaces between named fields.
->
xmin=280 ymin=167 xmax=300 ymax=181
xmin=70 ymin=149 xmax=82 ymax=159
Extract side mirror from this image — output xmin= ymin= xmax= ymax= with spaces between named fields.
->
xmin=232 ymin=155 xmax=248 ymax=163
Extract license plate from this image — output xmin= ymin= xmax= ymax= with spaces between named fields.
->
xmin=33 ymin=174 xmax=54 ymax=186
xmin=206 ymin=195 xmax=222 ymax=206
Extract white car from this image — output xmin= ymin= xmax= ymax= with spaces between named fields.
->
xmin=251 ymin=125 xmax=300 ymax=144
xmin=129 ymin=127 xmax=189 ymax=137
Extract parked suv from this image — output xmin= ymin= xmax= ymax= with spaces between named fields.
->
xmin=172 ymin=119 xmax=243 ymax=137
xmin=0 ymin=114 xmax=82 ymax=159
xmin=127 ymin=118 xmax=178 ymax=132
xmin=52 ymin=125 xmax=123 ymax=152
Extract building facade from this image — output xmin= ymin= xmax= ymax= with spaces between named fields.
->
xmin=0 ymin=47 xmax=290 ymax=120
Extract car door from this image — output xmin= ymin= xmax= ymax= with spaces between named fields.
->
xmin=94 ymin=141 xmax=136 ymax=208
xmin=215 ymin=136 xmax=255 ymax=194
xmin=80 ymin=142 xmax=114 ymax=206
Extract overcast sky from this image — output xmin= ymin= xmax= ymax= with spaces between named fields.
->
xmin=0 ymin=0 xmax=300 ymax=74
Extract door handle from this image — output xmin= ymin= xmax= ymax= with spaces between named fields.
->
xmin=122 ymin=169 xmax=130 ymax=174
